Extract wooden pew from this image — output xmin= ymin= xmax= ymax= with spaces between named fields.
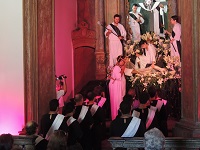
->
xmin=13 ymin=135 xmax=36 ymax=150
xmin=108 ymin=137 xmax=200 ymax=149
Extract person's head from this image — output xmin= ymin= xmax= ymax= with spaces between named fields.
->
xmin=144 ymin=128 xmax=165 ymax=150
xmin=25 ymin=121 xmax=38 ymax=135
xmin=113 ymin=14 xmax=121 ymax=24
xmin=0 ymin=133 xmax=13 ymax=150
xmin=93 ymin=86 xmax=104 ymax=97
xmin=139 ymin=40 xmax=148 ymax=49
xmin=139 ymin=91 xmax=150 ymax=104
xmin=117 ymin=55 xmax=125 ymax=66
xmin=74 ymin=94 xmax=83 ymax=104
xmin=62 ymin=102 xmax=75 ymax=116
xmin=128 ymin=88 xmax=136 ymax=98
xmin=47 ymin=130 xmax=68 ymax=150
xmin=49 ymin=99 xmax=59 ymax=111
xmin=87 ymin=91 xmax=95 ymax=101
xmin=56 ymin=79 xmax=63 ymax=91
xmin=119 ymin=100 xmax=131 ymax=115
xmin=132 ymin=4 xmax=138 ymax=13
xmin=135 ymin=48 xmax=143 ymax=56
xmin=148 ymin=86 xmax=157 ymax=98
xmin=123 ymin=94 xmax=133 ymax=106
xmin=170 ymin=15 xmax=179 ymax=24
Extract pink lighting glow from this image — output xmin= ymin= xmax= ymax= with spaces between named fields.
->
xmin=0 ymin=0 xmax=24 ymax=135
xmin=55 ymin=0 xmax=77 ymax=100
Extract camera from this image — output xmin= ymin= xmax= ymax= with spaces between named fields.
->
xmin=56 ymin=74 xmax=67 ymax=80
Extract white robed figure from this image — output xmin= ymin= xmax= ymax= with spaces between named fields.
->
xmin=165 ymin=15 xmax=181 ymax=59
xmin=105 ymin=14 xmax=127 ymax=67
xmin=170 ymin=21 xmax=181 ymax=58
xmin=109 ymin=56 xmax=126 ymax=120
xmin=129 ymin=4 xmax=144 ymax=41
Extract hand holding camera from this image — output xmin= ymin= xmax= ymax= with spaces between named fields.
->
xmin=56 ymin=74 xmax=67 ymax=80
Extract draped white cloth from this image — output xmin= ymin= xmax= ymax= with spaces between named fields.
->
xmin=105 ymin=23 xmax=127 ymax=67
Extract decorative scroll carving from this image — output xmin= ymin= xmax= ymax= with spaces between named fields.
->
xmin=96 ymin=52 xmax=106 ymax=74
xmin=72 ymin=21 xmax=96 ymax=49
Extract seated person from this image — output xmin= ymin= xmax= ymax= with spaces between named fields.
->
xmin=0 ymin=133 xmax=13 ymax=150
xmin=110 ymin=100 xmax=145 ymax=137
xmin=93 ymin=85 xmax=106 ymax=107
xmin=133 ymin=91 xmax=160 ymax=132
xmin=87 ymin=92 xmax=105 ymax=150
xmin=127 ymin=87 xmax=140 ymax=109
xmin=25 ymin=121 xmax=48 ymax=150
xmin=62 ymin=102 xmax=83 ymax=148
xmin=73 ymin=93 xmax=93 ymax=150
xmin=39 ymin=99 xmax=68 ymax=140
xmin=148 ymin=86 xmax=168 ymax=136
xmin=47 ymin=130 xmax=67 ymax=150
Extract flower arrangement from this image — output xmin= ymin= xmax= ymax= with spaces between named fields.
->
xmin=130 ymin=69 xmax=180 ymax=92
xmin=124 ymin=32 xmax=171 ymax=61
xmin=124 ymin=32 xmax=181 ymax=92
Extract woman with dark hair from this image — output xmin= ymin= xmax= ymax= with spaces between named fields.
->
xmin=165 ymin=15 xmax=181 ymax=59
xmin=0 ymin=133 xmax=13 ymax=150
xmin=109 ymin=55 xmax=126 ymax=120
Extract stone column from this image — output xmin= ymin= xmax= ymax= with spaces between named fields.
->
xmin=23 ymin=0 xmax=55 ymax=123
xmin=119 ymin=0 xmax=126 ymax=27
xmin=95 ymin=0 xmax=106 ymax=79
xmin=173 ymin=0 xmax=200 ymax=137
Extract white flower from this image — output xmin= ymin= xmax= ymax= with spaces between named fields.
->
xmin=130 ymin=45 xmax=134 ymax=50
xmin=157 ymin=78 xmax=163 ymax=85
xmin=163 ymin=43 xmax=168 ymax=48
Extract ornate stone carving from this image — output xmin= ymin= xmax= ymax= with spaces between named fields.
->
xmin=72 ymin=21 xmax=96 ymax=49
xmin=95 ymin=52 xmax=106 ymax=79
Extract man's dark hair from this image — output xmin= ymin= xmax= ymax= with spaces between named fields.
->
xmin=133 ymin=4 xmax=138 ymax=7
xmin=74 ymin=94 xmax=83 ymax=103
xmin=171 ymin=15 xmax=179 ymax=22
xmin=25 ymin=121 xmax=38 ymax=135
xmin=117 ymin=55 xmax=125 ymax=63
xmin=119 ymin=100 xmax=131 ymax=114
xmin=49 ymin=99 xmax=59 ymax=111
xmin=148 ymin=86 xmax=157 ymax=98
xmin=139 ymin=39 xmax=148 ymax=47
xmin=139 ymin=91 xmax=150 ymax=104
xmin=114 ymin=14 xmax=121 ymax=19
xmin=62 ymin=102 xmax=75 ymax=115
xmin=123 ymin=94 xmax=133 ymax=105
xmin=87 ymin=91 xmax=95 ymax=101
xmin=93 ymin=86 xmax=104 ymax=96
xmin=0 ymin=134 xmax=13 ymax=150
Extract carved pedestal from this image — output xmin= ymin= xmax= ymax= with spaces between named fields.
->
xmin=72 ymin=21 xmax=96 ymax=93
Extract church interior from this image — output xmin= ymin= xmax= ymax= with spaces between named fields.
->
xmin=1 ymin=0 xmax=200 ymax=149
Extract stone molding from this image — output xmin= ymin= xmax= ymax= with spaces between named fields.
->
xmin=72 ymin=21 xmax=96 ymax=49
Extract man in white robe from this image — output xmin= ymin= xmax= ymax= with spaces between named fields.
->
xmin=129 ymin=4 xmax=144 ymax=41
xmin=105 ymin=14 xmax=127 ymax=67
xmin=165 ymin=15 xmax=181 ymax=59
